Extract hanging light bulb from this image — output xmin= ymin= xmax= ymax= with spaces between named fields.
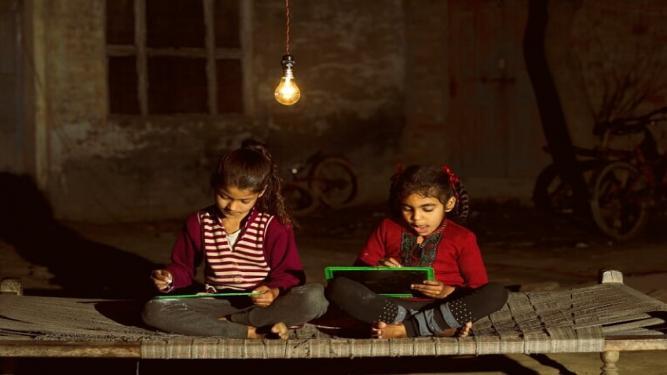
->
xmin=274 ymin=0 xmax=301 ymax=105
xmin=275 ymin=55 xmax=301 ymax=105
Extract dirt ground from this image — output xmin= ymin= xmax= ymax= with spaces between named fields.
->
xmin=1 ymin=201 xmax=667 ymax=374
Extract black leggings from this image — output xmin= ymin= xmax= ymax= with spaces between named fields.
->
xmin=326 ymin=277 xmax=508 ymax=337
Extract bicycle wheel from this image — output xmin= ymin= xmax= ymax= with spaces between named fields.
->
xmin=309 ymin=157 xmax=358 ymax=208
xmin=590 ymin=161 xmax=649 ymax=241
xmin=533 ymin=164 xmax=574 ymax=214
xmin=282 ymin=182 xmax=317 ymax=216
xmin=532 ymin=162 xmax=600 ymax=215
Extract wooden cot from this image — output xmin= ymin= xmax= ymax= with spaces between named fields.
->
xmin=0 ymin=271 xmax=666 ymax=374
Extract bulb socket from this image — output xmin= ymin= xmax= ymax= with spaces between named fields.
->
xmin=281 ymin=54 xmax=296 ymax=69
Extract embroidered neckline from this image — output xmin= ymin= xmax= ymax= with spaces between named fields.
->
xmin=399 ymin=219 xmax=447 ymax=267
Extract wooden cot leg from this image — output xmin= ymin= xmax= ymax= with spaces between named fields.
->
xmin=599 ymin=270 xmax=623 ymax=285
xmin=600 ymin=350 xmax=620 ymax=375
xmin=1 ymin=278 xmax=22 ymax=375
xmin=599 ymin=271 xmax=622 ymax=375
xmin=0 ymin=278 xmax=23 ymax=296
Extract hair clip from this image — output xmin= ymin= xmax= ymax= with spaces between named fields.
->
xmin=442 ymin=164 xmax=460 ymax=187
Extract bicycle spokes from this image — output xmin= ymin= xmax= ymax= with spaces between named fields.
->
xmin=591 ymin=162 xmax=649 ymax=241
xmin=282 ymin=183 xmax=317 ymax=216
xmin=309 ymin=158 xmax=358 ymax=208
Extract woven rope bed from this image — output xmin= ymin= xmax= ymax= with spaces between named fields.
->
xmin=1 ymin=271 xmax=666 ymax=374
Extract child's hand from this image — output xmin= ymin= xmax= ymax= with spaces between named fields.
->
xmin=151 ymin=269 xmax=173 ymax=292
xmin=251 ymin=285 xmax=279 ymax=307
xmin=379 ymin=257 xmax=402 ymax=267
xmin=411 ymin=280 xmax=455 ymax=299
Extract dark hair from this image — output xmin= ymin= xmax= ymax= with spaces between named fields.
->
xmin=389 ymin=164 xmax=470 ymax=224
xmin=210 ymin=139 xmax=292 ymax=225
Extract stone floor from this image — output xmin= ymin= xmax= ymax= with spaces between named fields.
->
xmin=2 ymin=201 xmax=667 ymax=374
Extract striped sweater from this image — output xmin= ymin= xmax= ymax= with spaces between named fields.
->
xmin=201 ymin=209 xmax=272 ymax=290
xmin=165 ymin=206 xmax=305 ymax=292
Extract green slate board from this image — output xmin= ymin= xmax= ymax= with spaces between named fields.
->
xmin=324 ymin=266 xmax=435 ymax=298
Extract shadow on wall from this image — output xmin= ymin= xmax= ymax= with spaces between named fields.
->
xmin=0 ymin=172 xmax=157 ymax=299
xmin=268 ymin=103 xmax=405 ymax=161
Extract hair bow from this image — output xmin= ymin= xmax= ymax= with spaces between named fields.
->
xmin=442 ymin=164 xmax=460 ymax=189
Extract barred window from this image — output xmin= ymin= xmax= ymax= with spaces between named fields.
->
xmin=106 ymin=0 xmax=245 ymax=115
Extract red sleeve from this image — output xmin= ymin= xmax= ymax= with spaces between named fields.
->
xmin=458 ymin=231 xmax=488 ymax=289
xmin=165 ymin=213 xmax=203 ymax=289
xmin=357 ymin=219 xmax=392 ymax=266
xmin=263 ymin=220 xmax=305 ymax=291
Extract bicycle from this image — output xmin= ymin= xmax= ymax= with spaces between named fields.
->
xmin=532 ymin=145 xmax=607 ymax=215
xmin=589 ymin=111 xmax=667 ymax=240
xmin=281 ymin=152 xmax=358 ymax=216
xmin=532 ymin=135 xmax=630 ymax=216
xmin=532 ymin=106 xmax=667 ymax=240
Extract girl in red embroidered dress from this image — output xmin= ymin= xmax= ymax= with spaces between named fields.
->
xmin=327 ymin=164 xmax=508 ymax=338
xmin=142 ymin=140 xmax=328 ymax=339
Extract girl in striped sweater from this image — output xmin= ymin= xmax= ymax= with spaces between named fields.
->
xmin=142 ymin=140 xmax=328 ymax=339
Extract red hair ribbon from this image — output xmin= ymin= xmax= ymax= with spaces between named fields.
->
xmin=442 ymin=164 xmax=460 ymax=189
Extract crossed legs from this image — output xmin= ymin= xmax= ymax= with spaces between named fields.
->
xmin=327 ymin=277 xmax=508 ymax=338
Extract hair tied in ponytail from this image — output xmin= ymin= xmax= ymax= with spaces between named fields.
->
xmin=241 ymin=138 xmax=262 ymax=150
xmin=241 ymin=139 xmax=272 ymax=162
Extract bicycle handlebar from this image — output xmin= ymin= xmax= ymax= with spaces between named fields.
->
xmin=594 ymin=105 xmax=667 ymax=136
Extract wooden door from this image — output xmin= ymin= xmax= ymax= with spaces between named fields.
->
xmin=0 ymin=0 xmax=23 ymax=173
xmin=446 ymin=0 xmax=546 ymax=179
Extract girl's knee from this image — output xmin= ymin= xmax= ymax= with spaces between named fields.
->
xmin=293 ymin=283 xmax=329 ymax=318
xmin=141 ymin=299 xmax=184 ymax=328
xmin=480 ymin=283 xmax=509 ymax=311
xmin=141 ymin=299 xmax=164 ymax=327
xmin=325 ymin=276 xmax=356 ymax=302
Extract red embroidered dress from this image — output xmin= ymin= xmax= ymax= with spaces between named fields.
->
xmin=357 ymin=218 xmax=488 ymax=288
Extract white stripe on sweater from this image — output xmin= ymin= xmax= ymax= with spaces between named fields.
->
xmin=201 ymin=210 xmax=272 ymax=291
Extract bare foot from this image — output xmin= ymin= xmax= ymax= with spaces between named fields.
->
xmin=271 ymin=322 xmax=289 ymax=340
xmin=435 ymin=321 xmax=473 ymax=337
xmin=372 ymin=321 xmax=407 ymax=339
xmin=247 ymin=325 xmax=260 ymax=339
xmin=371 ymin=321 xmax=473 ymax=339
xmin=247 ymin=322 xmax=289 ymax=339
xmin=458 ymin=321 xmax=473 ymax=337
